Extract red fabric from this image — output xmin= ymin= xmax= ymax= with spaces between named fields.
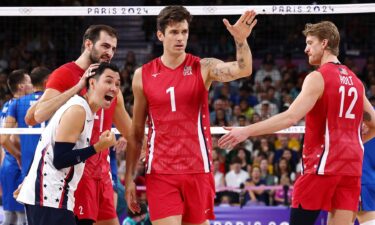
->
xmin=145 ymin=173 xmax=215 ymax=223
xmin=292 ymin=173 xmax=360 ymax=211
xmin=142 ymin=54 xmax=212 ymax=174
xmin=303 ymin=63 xmax=364 ymax=176
xmin=74 ymin=175 xmax=117 ymax=221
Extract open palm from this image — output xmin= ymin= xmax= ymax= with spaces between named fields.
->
xmin=223 ymin=10 xmax=257 ymax=43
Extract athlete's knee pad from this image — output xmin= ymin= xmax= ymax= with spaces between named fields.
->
xmin=289 ymin=205 xmax=321 ymax=225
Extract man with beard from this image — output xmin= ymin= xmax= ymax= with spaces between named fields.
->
xmin=26 ymin=25 xmax=131 ymax=225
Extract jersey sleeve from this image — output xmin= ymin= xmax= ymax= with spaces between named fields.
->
xmin=46 ymin=67 xmax=76 ymax=93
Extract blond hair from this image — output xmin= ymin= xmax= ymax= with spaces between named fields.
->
xmin=303 ymin=21 xmax=340 ymax=56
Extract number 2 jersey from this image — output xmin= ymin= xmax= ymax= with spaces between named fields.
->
xmin=17 ymin=95 xmax=94 ymax=211
xmin=302 ymin=62 xmax=364 ymax=176
xmin=142 ymin=54 xmax=213 ymax=174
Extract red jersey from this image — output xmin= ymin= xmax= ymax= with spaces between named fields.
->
xmin=46 ymin=62 xmax=117 ymax=179
xmin=142 ymin=54 xmax=212 ymax=174
xmin=303 ymin=62 xmax=364 ymax=176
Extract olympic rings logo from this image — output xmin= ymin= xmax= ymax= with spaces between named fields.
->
xmin=18 ymin=8 xmax=32 ymax=15
xmin=203 ymin=6 xmax=218 ymax=14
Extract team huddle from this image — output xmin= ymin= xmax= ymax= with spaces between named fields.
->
xmin=0 ymin=5 xmax=375 ymax=225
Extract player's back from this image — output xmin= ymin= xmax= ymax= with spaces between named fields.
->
xmin=142 ymin=54 xmax=212 ymax=174
xmin=303 ymin=62 xmax=364 ymax=176
xmin=8 ymin=91 xmax=45 ymax=177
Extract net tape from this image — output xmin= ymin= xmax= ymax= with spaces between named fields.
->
xmin=0 ymin=4 xmax=374 ymax=16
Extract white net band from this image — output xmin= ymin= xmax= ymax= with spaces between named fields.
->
xmin=1 ymin=4 xmax=375 ymax=16
xmin=0 ymin=126 xmax=306 ymax=135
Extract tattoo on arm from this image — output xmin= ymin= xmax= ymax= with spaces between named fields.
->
xmin=364 ymin=111 xmax=371 ymax=122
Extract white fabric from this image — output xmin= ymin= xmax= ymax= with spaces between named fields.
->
xmin=17 ymin=95 xmax=94 ymax=211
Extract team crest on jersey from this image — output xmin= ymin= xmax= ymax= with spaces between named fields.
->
xmin=183 ymin=66 xmax=192 ymax=76
xmin=339 ymin=67 xmax=348 ymax=75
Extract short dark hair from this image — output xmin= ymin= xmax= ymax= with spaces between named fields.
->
xmin=30 ymin=67 xmax=50 ymax=87
xmin=86 ymin=62 xmax=120 ymax=90
xmin=7 ymin=69 xmax=27 ymax=94
xmin=157 ymin=5 xmax=192 ymax=33
xmin=81 ymin=24 xmax=118 ymax=53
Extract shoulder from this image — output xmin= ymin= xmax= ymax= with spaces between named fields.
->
xmin=60 ymin=104 xmax=86 ymax=125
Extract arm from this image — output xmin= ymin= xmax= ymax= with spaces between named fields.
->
xmin=53 ymin=105 xmax=116 ymax=169
xmin=362 ymin=93 xmax=375 ymax=142
xmin=125 ymin=68 xmax=148 ymax=213
xmin=27 ymin=64 xmax=98 ymax=125
xmin=0 ymin=116 xmax=21 ymax=162
xmin=218 ymin=71 xmax=324 ymax=148
xmin=113 ymin=91 xmax=132 ymax=141
xmin=201 ymin=10 xmax=257 ymax=88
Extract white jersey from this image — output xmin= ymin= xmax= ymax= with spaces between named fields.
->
xmin=17 ymin=95 xmax=94 ymax=211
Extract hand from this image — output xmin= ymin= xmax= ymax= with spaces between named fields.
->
xmin=125 ymin=180 xmax=140 ymax=213
xmin=94 ymin=130 xmax=117 ymax=152
xmin=114 ymin=136 xmax=127 ymax=152
xmin=218 ymin=126 xmax=250 ymax=149
xmin=77 ymin=63 xmax=100 ymax=90
xmin=223 ymin=10 xmax=257 ymax=43
xmin=13 ymin=182 xmax=23 ymax=199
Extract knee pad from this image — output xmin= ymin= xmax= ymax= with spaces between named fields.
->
xmin=289 ymin=205 xmax=321 ymax=225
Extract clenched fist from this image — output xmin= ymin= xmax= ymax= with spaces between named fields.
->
xmin=94 ymin=130 xmax=116 ymax=152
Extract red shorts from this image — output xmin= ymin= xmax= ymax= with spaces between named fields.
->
xmin=292 ymin=173 xmax=360 ymax=212
xmin=145 ymin=173 xmax=215 ymax=223
xmin=74 ymin=174 xmax=117 ymax=221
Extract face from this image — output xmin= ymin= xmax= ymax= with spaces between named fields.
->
xmin=304 ymin=35 xmax=326 ymax=65
xmin=90 ymin=68 xmax=120 ymax=109
xmin=157 ymin=20 xmax=189 ymax=56
xmin=89 ymin=31 xmax=117 ymax=63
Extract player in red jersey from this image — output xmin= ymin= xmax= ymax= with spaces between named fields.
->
xmin=25 ymin=25 xmax=131 ymax=225
xmin=218 ymin=21 xmax=375 ymax=225
xmin=125 ymin=5 xmax=256 ymax=225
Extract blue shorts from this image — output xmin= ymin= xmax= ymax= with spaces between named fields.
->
xmin=0 ymin=160 xmax=24 ymax=211
xmin=25 ymin=204 xmax=76 ymax=225
xmin=360 ymin=184 xmax=375 ymax=211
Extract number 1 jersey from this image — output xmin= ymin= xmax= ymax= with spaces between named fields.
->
xmin=142 ymin=54 xmax=212 ymax=174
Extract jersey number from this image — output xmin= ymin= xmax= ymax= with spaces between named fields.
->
xmin=166 ymin=87 xmax=176 ymax=112
xmin=338 ymin=86 xmax=358 ymax=119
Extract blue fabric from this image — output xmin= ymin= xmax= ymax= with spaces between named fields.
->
xmin=7 ymin=91 xmax=45 ymax=178
xmin=0 ymin=99 xmax=24 ymax=211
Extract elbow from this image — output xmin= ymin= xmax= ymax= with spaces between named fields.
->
xmin=239 ymin=67 xmax=253 ymax=78
xmin=53 ymin=158 xmax=65 ymax=170
xmin=33 ymin=110 xmax=45 ymax=124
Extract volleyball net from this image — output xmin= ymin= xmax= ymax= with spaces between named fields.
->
xmin=0 ymin=4 xmax=373 ymax=200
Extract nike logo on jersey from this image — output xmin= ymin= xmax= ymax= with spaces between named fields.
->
xmin=86 ymin=119 xmax=92 ymax=123
xmin=152 ymin=72 xmax=160 ymax=78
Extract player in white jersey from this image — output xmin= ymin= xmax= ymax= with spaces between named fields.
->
xmin=16 ymin=62 xmax=120 ymax=225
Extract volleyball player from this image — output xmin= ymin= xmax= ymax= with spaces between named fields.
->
xmin=219 ymin=21 xmax=375 ymax=225
xmin=25 ymin=25 xmax=131 ymax=225
xmin=16 ymin=62 xmax=119 ymax=225
xmin=125 ymin=6 xmax=256 ymax=225
xmin=0 ymin=69 xmax=33 ymax=225
xmin=4 ymin=67 xmax=50 ymax=178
